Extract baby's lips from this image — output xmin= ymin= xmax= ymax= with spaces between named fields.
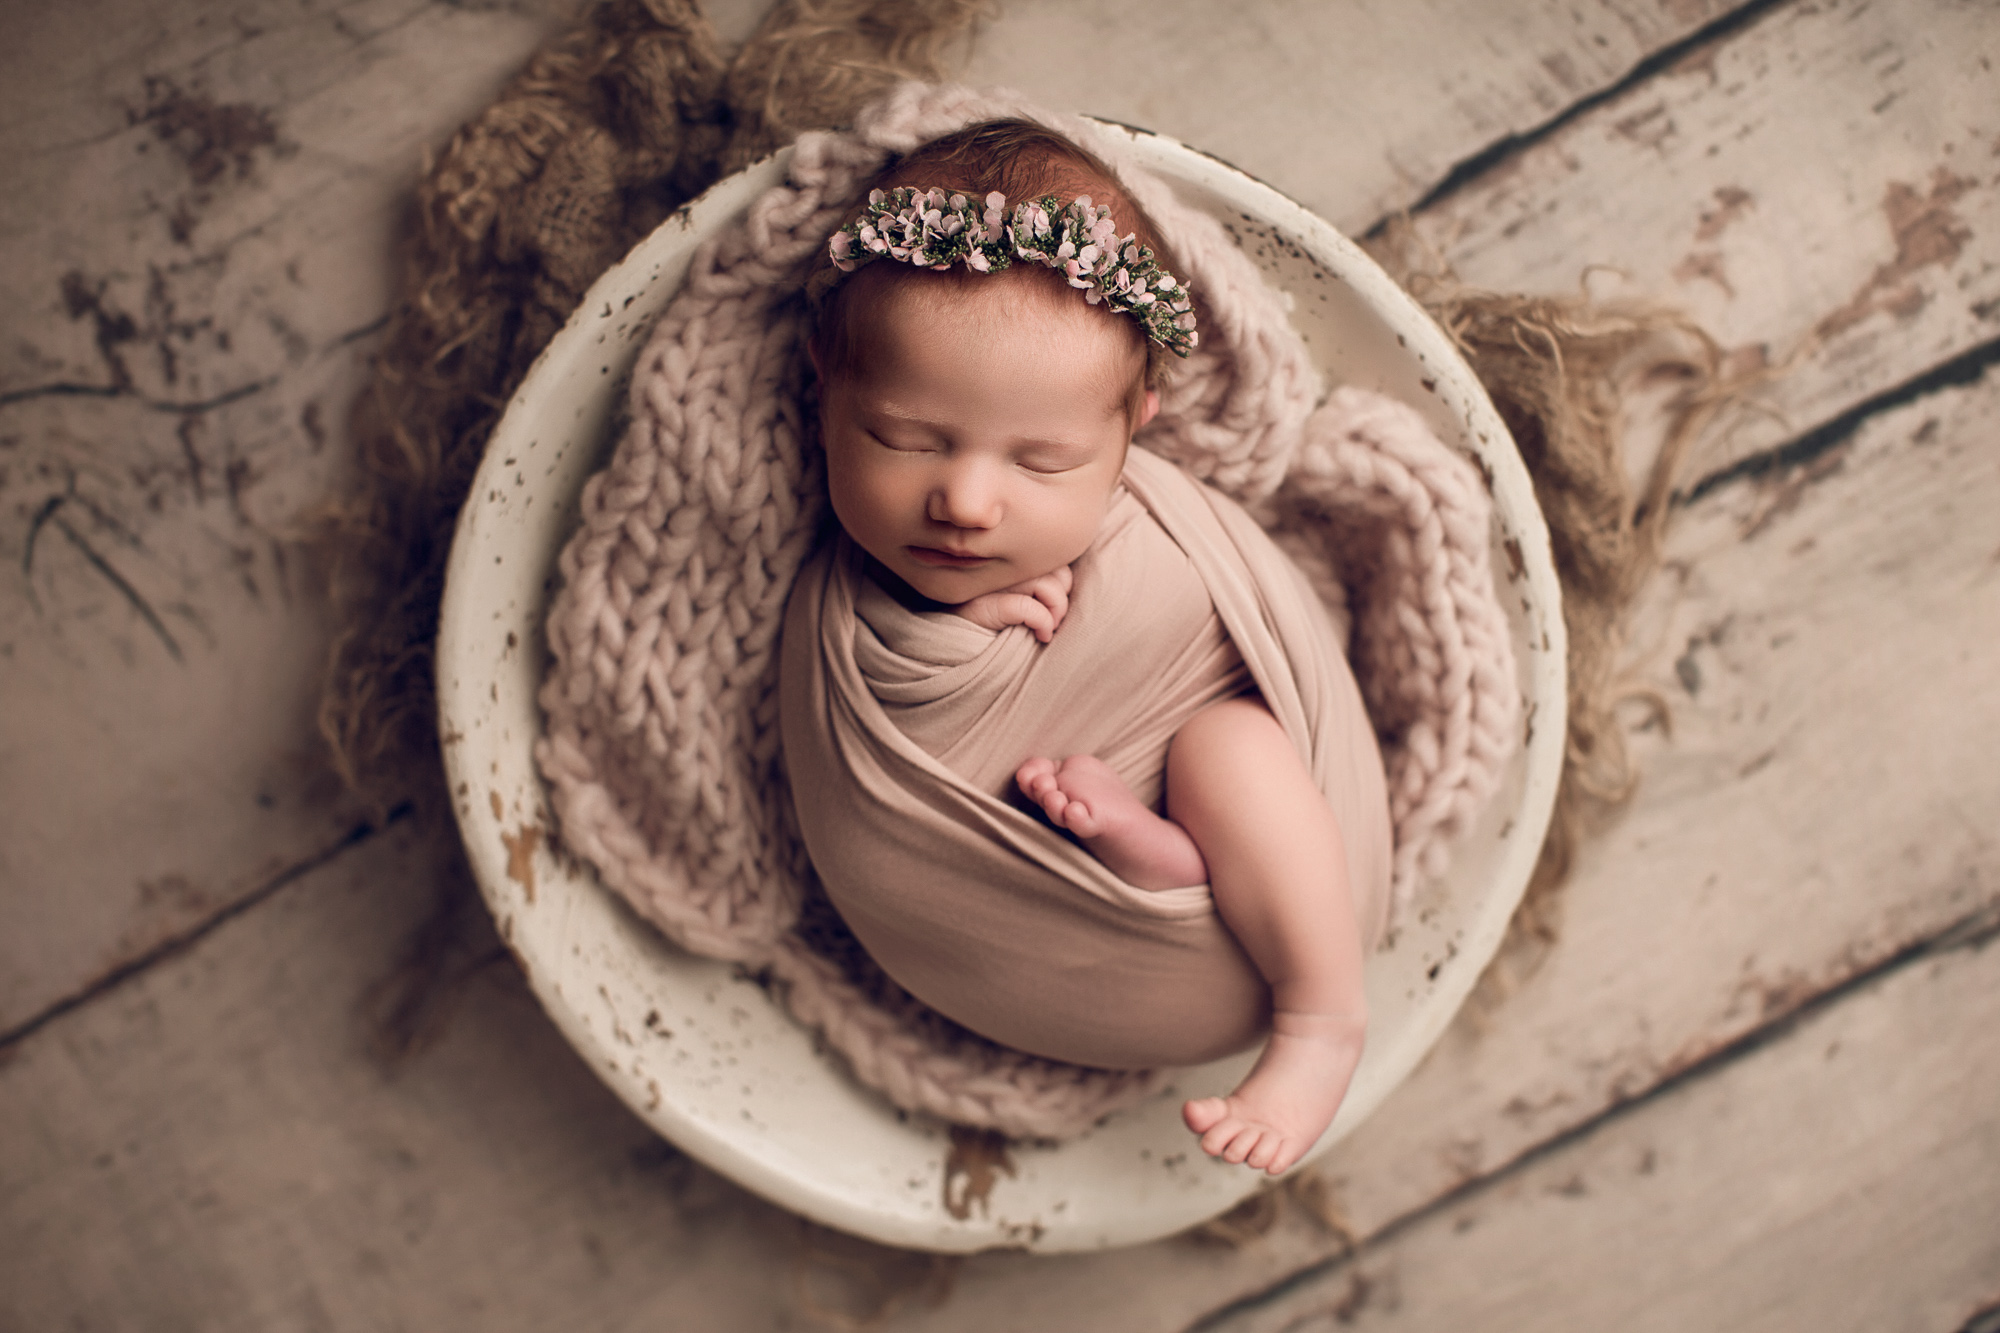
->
xmin=906 ymin=544 xmax=993 ymax=568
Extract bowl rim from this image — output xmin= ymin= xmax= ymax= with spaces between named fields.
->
xmin=436 ymin=119 xmax=1566 ymax=1253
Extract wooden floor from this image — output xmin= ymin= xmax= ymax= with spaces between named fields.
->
xmin=4 ymin=0 xmax=1998 ymax=1328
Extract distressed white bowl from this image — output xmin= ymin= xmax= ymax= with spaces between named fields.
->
xmin=437 ymin=123 xmax=1565 ymax=1254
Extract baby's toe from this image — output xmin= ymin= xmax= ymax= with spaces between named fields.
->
xmin=1183 ymin=1097 xmax=1228 ymax=1134
xmin=1262 ymin=1140 xmax=1303 ymax=1177
xmin=1015 ymin=757 xmax=1055 ymax=794
xmin=1199 ymin=1116 xmax=1247 ymax=1160
xmin=1220 ymin=1126 xmax=1261 ymax=1165
xmin=1245 ymin=1133 xmax=1285 ymax=1173
xmin=1062 ymin=799 xmax=1103 ymax=837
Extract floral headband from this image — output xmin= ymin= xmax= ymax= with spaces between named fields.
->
xmin=828 ymin=186 xmax=1199 ymax=357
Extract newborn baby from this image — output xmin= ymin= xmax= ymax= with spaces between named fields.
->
xmin=781 ymin=119 xmax=1392 ymax=1175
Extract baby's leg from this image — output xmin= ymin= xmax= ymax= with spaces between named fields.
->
xmin=1168 ymin=697 xmax=1369 ymax=1176
xmin=1015 ymin=755 xmax=1208 ymax=890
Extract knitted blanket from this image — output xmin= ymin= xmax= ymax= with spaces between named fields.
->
xmin=535 ymin=83 xmax=1518 ymax=1137
xmin=781 ymin=449 xmax=1395 ymax=1072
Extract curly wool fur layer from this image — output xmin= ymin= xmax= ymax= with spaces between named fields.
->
xmin=534 ymin=82 xmax=1519 ymax=1138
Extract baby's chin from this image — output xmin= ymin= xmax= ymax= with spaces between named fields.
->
xmin=898 ymin=560 xmax=1012 ymax=607
xmin=862 ymin=549 xmax=1010 ymax=608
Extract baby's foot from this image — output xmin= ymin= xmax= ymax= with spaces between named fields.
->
xmin=1182 ymin=1011 xmax=1366 ymax=1176
xmin=1015 ymin=755 xmax=1208 ymax=890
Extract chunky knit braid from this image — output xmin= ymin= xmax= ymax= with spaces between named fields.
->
xmin=536 ymin=83 xmax=1517 ymax=1136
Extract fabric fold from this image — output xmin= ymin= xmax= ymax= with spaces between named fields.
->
xmin=535 ymin=80 xmax=1520 ymax=1136
xmin=781 ymin=447 xmax=1392 ymax=1070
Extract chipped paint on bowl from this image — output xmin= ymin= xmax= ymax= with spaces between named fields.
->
xmin=436 ymin=123 xmax=1565 ymax=1254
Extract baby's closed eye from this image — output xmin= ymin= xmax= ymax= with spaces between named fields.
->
xmin=1015 ymin=443 xmax=1095 ymax=474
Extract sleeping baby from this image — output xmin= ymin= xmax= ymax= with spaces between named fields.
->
xmin=779 ymin=119 xmax=1393 ymax=1176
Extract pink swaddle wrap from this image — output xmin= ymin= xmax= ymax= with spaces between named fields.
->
xmin=535 ymin=82 xmax=1519 ymax=1136
xmin=780 ymin=447 xmax=1392 ymax=1070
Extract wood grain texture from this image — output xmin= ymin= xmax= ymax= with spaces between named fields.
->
xmin=875 ymin=286 xmax=2000 ymax=1333
xmin=1204 ymin=920 xmax=2000 ymax=1333
xmin=1399 ymin=0 xmax=2000 ymax=477
xmin=1301 ymin=343 xmax=2000 ymax=1246
xmin=6 ymin=0 xmax=1999 ymax=1328
xmin=961 ymin=0 xmax=1759 ymax=235
xmin=0 ymin=0 xmax=572 ymax=1034
xmin=0 ymin=817 xmax=813 ymax=1332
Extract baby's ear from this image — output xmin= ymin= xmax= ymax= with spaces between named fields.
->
xmin=1135 ymin=387 xmax=1160 ymax=432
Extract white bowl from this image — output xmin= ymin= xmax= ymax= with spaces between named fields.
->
xmin=437 ymin=123 xmax=1565 ymax=1254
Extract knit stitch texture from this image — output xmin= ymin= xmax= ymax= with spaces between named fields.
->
xmin=535 ymin=83 xmax=1519 ymax=1137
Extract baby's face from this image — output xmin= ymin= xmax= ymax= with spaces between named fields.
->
xmin=818 ymin=273 xmax=1154 ymax=607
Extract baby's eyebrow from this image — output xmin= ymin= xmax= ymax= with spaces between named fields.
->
xmin=1012 ymin=437 xmax=1097 ymax=457
xmin=863 ymin=406 xmax=948 ymax=429
xmin=860 ymin=405 xmax=1105 ymax=453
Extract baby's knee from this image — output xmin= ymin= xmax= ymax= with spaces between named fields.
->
xmin=1165 ymin=697 xmax=1318 ymax=834
xmin=1168 ymin=696 xmax=1290 ymax=779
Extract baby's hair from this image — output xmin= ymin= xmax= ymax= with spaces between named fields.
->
xmin=805 ymin=119 xmax=1191 ymax=400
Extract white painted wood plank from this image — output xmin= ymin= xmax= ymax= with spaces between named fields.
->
xmin=7 ymin=1 xmax=1997 ymax=1329
xmin=0 ymin=819 xmax=809 ymax=1332
xmin=850 ymin=12 xmax=2000 ymax=1321
xmin=963 ymin=0 xmax=1755 ymax=235
xmin=1398 ymin=0 xmax=2000 ymax=475
xmin=0 ymin=0 xmax=571 ymax=1032
xmin=0 ymin=807 xmax=1406 ymax=1333
xmin=866 ymin=297 xmax=2000 ymax=1333
xmin=1295 ymin=340 xmax=2000 ymax=1249
xmin=1206 ymin=928 xmax=2000 ymax=1333
xmin=0 ymin=0 xmax=1762 ymax=1089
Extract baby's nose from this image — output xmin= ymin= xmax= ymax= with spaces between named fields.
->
xmin=930 ymin=465 xmax=1002 ymax=528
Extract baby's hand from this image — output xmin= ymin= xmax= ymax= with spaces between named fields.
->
xmin=954 ymin=566 xmax=1073 ymax=643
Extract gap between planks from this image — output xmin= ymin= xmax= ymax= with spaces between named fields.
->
xmin=0 ymin=807 xmax=406 ymax=1053
xmin=1680 ymin=332 xmax=2000 ymax=507
xmin=1388 ymin=0 xmax=1792 ymax=224
xmin=1183 ymin=899 xmax=2000 ymax=1333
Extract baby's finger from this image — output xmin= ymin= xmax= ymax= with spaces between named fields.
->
xmin=1029 ymin=570 xmax=1070 ymax=627
xmin=1009 ymin=593 xmax=1057 ymax=643
xmin=1031 ymin=581 xmax=1069 ymax=625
